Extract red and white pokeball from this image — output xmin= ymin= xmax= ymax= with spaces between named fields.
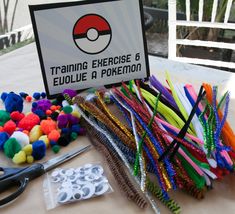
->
xmin=73 ymin=14 xmax=112 ymax=54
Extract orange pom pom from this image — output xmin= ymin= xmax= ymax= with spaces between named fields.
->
xmin=46 ymin=110 xmax=52 ymax=116
xmin=40 ymin=119 xmax=57 ymax=135
xmin=48 ymin=130 xmax=60 ymax=142
xmin=0 ymin=126 xmax=4 ymax=132
xmin=26 ymin=96 xmax=32 ymax=102
xmin=56 ymin=106 xmax=61 ymax=110
xmin=23 ymin=130 xmax=29 ymax=135
xmin=3 ymin=120 xmax=16 ymax=135
xmin=50 ymin=105 xmax=57 ymax=111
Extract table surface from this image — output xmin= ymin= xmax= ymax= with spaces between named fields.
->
xmin=1 ymin=43 xmax=235 ymax=214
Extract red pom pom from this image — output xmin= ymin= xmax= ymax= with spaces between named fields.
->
xmin=26 ymin=96 xmax=32 ymax=102
xmin=40 ymin=119 xmax=57 ymax=135
xmin=18 ymin=113 xmax=40 ymax=131
xmin=0 ymin=126 xmax=4 ymax=132
xmin=48 ymin=130 xmax=60 ymax=142
xmin=10 ymin=111 xmax=25 ymax=121
xmin=50 ymin=105 xmax=57 ymax=111
xmin=3 ymin=120 xmax=16 ymax=135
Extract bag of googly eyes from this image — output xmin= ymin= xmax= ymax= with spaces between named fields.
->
xmin=43 ymin=163 xmax=113 ymax=210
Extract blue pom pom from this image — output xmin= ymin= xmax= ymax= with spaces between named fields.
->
xmin=33 ymin=92 xmax=41 ymax=100
xmin=41 ymin=92 xmax=46 ymax=99
xmin=19 ymin=92 xmax=28 ymax=98
xmin=50 ymin=140 xmax=57 ymax=147
xmin=71 ymin=125 xmax=80 ymax=133
xmin=32 ymin=140 xmax=46 ymax=160
xmin=61 ymin=128 xmax=71 ymax=134
xmin=1 ymin=92 xmax=8 ymax=102
xmin=32 ymin=102 xmax=38 ymax=108
xmin=0 ymin=132 xmax=9 ymax=150
xmin=33 ymin=109 xmax=45 ymax=118
xmin=4 ymin=93 xmax=23 ymax=113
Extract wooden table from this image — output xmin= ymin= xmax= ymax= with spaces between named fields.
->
xmin=1 ymin=43 xmax=235 ymax=214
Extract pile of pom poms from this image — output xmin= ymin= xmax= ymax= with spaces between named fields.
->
xmin=0 ymin=90 xmax=85 ymax=165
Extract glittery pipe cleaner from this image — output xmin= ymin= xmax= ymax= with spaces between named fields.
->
xmin=73 ymin=99 xmax=161 ymax=214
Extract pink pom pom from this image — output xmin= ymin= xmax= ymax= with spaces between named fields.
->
xmin=40 ymin=119 xmax=57 ymax=135
xmin=18 ymin=113 xmax=40 ymax=131
xmin=3 ymin=120 xmax=16 ymax=135
xmin=48 ymin=130 xmax=60 ymax=142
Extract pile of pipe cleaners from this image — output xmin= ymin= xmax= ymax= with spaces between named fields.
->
xmin=72 ymin=73 xmax=234 ymax=214
xmin=0 ymin=90 xmax=85 ymax=164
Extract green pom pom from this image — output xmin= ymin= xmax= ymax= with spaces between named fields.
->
xmin=52 ymin=145 xmax=60 ymax=153
xmin=71 ymin=132 xmax=78 ymax=141
xmin=0 ymin=110 xmax=10 ymax=126
xmin=51 ymin=100 xmax=57 ymax=105
xmin=63 ymin=106 xmax=73 ymax=114
xmin=4 ymin=138 xmax=22 ymax=158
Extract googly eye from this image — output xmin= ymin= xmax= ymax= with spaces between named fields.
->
xmin=69 ymin=174 xmax=79 ymax=183
xmin=61 ymin=180 xmax=73 ymax=188
xmin=72 ymin=190 xmax=83 ymax=200
xmin=51 ymin=169 xmax=60 ymax=178
xmin=94 ymin=176 xmax=108 ymax=184
xmin=95 ymin=182 xmax=110 ymax=195
xmin=65 ymin=169 xmax=74 ymax=177
xmin=72 ymin=184 xmax=81 ymax=190
xmin=57 ymin=190 xmax=73 ymax=204
xmin=76 ymin=176 xmax=90 ymax=185
xmin=81 ymin=183 xmax=95 ymax=199
xmin=91 ymin=165 xmax=104 ymax=176
xmin=51 ymin=176 xmax=61 ymax=183
xmin=84 ymin=173 xmax=100 ymax=181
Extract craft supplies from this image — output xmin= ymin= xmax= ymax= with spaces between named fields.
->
xmin=0 ymin=90 xmax=85 ymax=164
xmin=43 ymin=163 xmax=112 ymax=210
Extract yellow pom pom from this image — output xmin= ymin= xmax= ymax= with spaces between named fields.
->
xmin=12 ymin=151 xmax=26 ymax=164
xmin=26 ymin=155 xmax=34 ymax=164
xmin=39 ymin=135 xmax=50 ymax=148
xmin=71 ymin=111 xmax=81 ymax=118
xmin=22 ymin=144 xmax=33 ymax=155
xmin=29 ymin=125 xmax=43 ymax=143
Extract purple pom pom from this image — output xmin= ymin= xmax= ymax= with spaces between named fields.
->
xmin=62 ymin=89 xmax=77 ymax=98
xmin=57 ymin=114 xmax=69 ymax=129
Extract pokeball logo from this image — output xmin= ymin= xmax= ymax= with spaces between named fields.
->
xmin=73 ymin=14 xmax=112 ymax=54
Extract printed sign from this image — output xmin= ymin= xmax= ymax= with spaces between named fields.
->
xmin=29 ymin=0 xmax=149 ymax=98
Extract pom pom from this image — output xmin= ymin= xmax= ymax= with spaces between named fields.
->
xmin=50 ymin=140 xmax=57 ymax=147
xmin=29 ymin=125 xmax=43 ymax=143
xmin=50 ymin=111 xmax=59 ymax=121
xmin=18 ymin=113 xmax=40 ymax=131
xmin=52 ymin=145 xmax=60 ymax=153
xmin=1 ymin=92 xmax=9 ymax=102
xmin=48 ymin=130 xmax=60 ymax=142
xmin=23 ymin=130 xmax=29 ymax=135
xmin=62 ymin=100 xmax=69 ymax=107
xmin=46 ymin=110 xmax=52 ymax=116
xmin=4 ymin=93 xmax=23 ymax=113
xmin=13 ymin=151 xmax=27 ymax=164
xmin=10 ymin=111 xmax=25 ymax=121
xmin=56 ymin=94 xmax=65 ymax=105
xmin=0 ymin=132 xmax=9 ymax=150
xmin=63 ymin=106 xmax=73 ymax=114
xmin=11 ymin=131 xmax=29 ymax=147
xmin=71 ymin=132 xmax=78 ymax=141
xmin=57 ymin=114 xmax=69 ymax=129
xmin=4 ymin=138 xmax=21 ymax=158
xmin=32 ymin=102 xmax=38 ymax=108
xmin=33 ymin=92 xmax=41 ymax=100
xmin=32 ymin=99 xmax=52 ymax=113
xmin=50 ymin=105 xmax=57 ymax=111
xmin=3 ymin=120 xmax=16 ymax=135
xmin=71 ymin=111 xmax=81 ymax=118
xmin=40 ymin=119 xmax=57 ymax=135
xmin=63 ymin=89 xmax=77 ymax=98
xmin=61 ymin=128 xmax=71 ymax=134
xmin=33 ymin=109 xmax=46 ymax=120
xmin=39 ymin=135 xmax=50 ymax=147
xmin=0 ymin=126 xmax=3 ymax=132
xmin=19 ymin=92 xmax=28 ymax=98
xmin=71 ymin=125 xmax=80 ymax=133
xmin=41 ymin=92 xmax=46 ymax=99
xmin=0 ymin=110 xmax=10 ymax=126
xmin=22 ymin=144 xmax=33 ymax=155
xmin=32 ymin=140 xmax=46 ymax=160
xmin=27 ymin=155 xmax=34 ymax=164
xmin=68 ymin=114 xmax=79 ymax=125
xmin=26 ymin=96 xmax=32 ymax=102
xmin=57 ymin=133 xmax=71 ymax=147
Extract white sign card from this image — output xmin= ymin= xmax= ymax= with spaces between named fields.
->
xmin=29 ymin=0 xmax=149 ymax=98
